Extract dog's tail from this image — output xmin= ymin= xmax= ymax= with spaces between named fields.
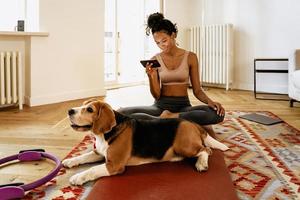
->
xmin=196 ymin=124 xmax=229 ymax=151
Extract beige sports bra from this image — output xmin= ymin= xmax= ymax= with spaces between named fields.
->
xmin=156 ymin=51 xmax=190 ymax=85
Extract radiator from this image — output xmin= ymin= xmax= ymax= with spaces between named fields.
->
xmin=0 ymin=51 xmax=23 ymax=110
xmin=190 ymin=24 xmax=233 ymax=90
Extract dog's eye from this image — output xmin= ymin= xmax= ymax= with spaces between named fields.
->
xmin=87 ymin=107 xmax=94 ymax=113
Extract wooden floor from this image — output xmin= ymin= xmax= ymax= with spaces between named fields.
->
xmin=0 ymin=85 xmax=299 ymax=185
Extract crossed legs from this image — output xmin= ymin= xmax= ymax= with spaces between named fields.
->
xmin=160 ymin=111 xmax=215 ymax=136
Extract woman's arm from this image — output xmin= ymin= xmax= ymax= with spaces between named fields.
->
xmin=189 ymin=52 xmax=212 ymax=104
xmin=146 ymin=57 xmax=161 ymax=100
xmin=188 ymin=53 xmax=225 ymax=116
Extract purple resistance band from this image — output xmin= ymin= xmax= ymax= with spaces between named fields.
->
xmin=0 ymin=149 xmax=62 ymax=200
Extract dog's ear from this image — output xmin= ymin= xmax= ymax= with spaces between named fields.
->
xmin=83 ymin=98 xmax=99 ymax=105
xmin=92 ymin=103 xmax=116 ymax=134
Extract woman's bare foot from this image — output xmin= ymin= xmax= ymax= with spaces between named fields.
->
xmin=160 ymin=110 xmax=179 ymax=118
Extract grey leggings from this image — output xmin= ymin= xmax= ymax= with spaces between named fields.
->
xmin=117 ymin=96 xmax=224 ymax=125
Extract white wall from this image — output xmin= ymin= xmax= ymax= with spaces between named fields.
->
xmin=226 ymin=0 xmax=300 ymax=91
xmin=164 ymin=0 xmax=203 ymax=49
xmin=164 ymin=0 xmax=300 ymax=91
xmin=25 ymin=0 xmax=105 ymax=106
xmin=27 ymin=0 xmax=105 ymax=106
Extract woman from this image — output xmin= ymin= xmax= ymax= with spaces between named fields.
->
xmin=118 ymin=12 xmax=225 ymax=133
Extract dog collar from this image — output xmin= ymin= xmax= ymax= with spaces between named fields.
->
xmin=0 ymin=149 xmax=62 ymax=200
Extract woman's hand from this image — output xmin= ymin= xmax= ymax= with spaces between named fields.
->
xmin=145 ymin=62 xmax=157 ymax=77
xmin=145 ymin=62 xmax=161 ymax=100
xmin=208 ymin=100 xmax=225 ymax=116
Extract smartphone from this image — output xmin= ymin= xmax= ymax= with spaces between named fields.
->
xmin=140 ymin=59 xmax=161 ymax=68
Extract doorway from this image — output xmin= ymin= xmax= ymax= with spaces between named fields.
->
xmin=104 ymin=0 xmax=161 ymax=86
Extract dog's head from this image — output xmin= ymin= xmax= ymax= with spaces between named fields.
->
xmin=68 ymin=98 xmax=116 ymax=135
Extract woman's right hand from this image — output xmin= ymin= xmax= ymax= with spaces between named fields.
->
xmin=208 ymin=100 xmax=225 ymax=116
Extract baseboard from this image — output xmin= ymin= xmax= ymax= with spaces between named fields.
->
xmin=232 ymin=82 xmax=288 ymax=94
xmin=201 ymin=82 xmax=253 ymax=91
xmin=24 ymin=88 xmax=107 ymax=107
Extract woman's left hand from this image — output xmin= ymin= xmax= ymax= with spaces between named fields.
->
xmin=208 ymin=101 xmax=225 ymax=116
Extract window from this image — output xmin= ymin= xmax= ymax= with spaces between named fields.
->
xmin=0 ymin=0 xmax=39 ymax=31
xmin=104 ymin=0 xmax=161 ymax=84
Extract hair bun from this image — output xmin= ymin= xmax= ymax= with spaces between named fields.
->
xmin=147 ymin=12 xmax=164 ymax=29
xmin=146 ymin=12 xmax=177 ymax=36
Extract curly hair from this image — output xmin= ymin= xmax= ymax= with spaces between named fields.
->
xmin=146 ymin=12 xmax=178 ymax=36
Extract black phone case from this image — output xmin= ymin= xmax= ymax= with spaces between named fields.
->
xmin=140 ymin=60 xmax=161 ymax=68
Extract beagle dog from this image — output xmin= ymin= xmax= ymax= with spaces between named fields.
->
xmin=63 ymin=99 xmax=229 ymax=185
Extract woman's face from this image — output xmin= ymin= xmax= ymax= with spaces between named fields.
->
xmin=153 ymin=31 xmax=175 ymax=53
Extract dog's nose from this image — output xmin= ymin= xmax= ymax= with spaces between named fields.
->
xmin=68 ymin=109 xmax=75 ymax=116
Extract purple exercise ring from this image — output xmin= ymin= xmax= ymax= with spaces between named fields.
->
xmin=0 ymin=149 xmax=62 ymax=200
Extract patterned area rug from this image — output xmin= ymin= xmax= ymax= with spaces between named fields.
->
xmin=24 ymin=111 xmax=300 ymax=200
xmin=216 ymin=111 xmax=300 ymax=200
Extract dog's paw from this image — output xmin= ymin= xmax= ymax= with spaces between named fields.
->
xmin=195 ymin=160 xmax=208 ymax=172
xmin=70 ymin=174 xmax=86 ymax=185
xmin=195 ymin=152 xmax=209 ymax=172
xmin=62 ymin=158 xmax=79 ymax=168
xmin=69 ymin=172 xmax=89 ymax=185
